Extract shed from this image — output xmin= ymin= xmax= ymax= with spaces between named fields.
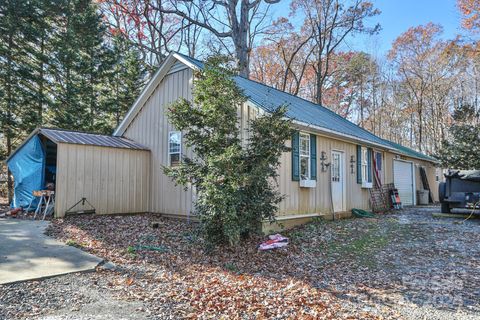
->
xmin=6 ymin=128 xmax=151 ymax=217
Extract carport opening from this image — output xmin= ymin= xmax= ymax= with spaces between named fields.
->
xmin=39 ymin=135 xmax=57 ymax=188
xmin=6 ymin=133 xmax=58 ymax=210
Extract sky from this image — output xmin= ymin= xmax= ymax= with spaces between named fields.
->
xmin=271 ymin=0 xmax=463 ymax=56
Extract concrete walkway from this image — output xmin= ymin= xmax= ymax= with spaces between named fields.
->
xmin=0 ymin=219 xmax=103 ymax=285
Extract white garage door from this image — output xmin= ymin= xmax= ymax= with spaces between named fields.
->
xmin=393 ymin=160 xmax=415 ymax=206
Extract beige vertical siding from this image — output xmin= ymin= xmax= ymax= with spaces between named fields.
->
xmin=384 ymin=152 xmax=439 ymax=202
xmin=55 ymin=143 xmax=150 ymax=217
xmin=277 ymin=132 xmax=370 ymax=216
xmin=119 ymin=59 xmax=438 ymax=218
xmin=122 ymin=67 xmax=196 ymax=216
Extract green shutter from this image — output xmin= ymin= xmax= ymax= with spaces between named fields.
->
xmin=310 ymin=134 xmax=317 ymax=180
xmin=367 ymin=148 xmax=373 ymax=183
xmin=356 ymin=145 xmax=362 ymax=184
xmin=292 ymin=131 xmax=300 ymax=181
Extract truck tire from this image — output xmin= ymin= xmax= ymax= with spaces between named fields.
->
xmin=441 ymin=202 xmax=451 ymax=213
xmin=438 ymin=182 xmax=446 ymax=202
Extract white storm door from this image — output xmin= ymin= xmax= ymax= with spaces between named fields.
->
xmin=331 ymin=151 xmax=345 ymax=212
xmin=393 ymin=160 xmax=415 ymax=206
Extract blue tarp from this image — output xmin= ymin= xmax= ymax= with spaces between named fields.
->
xmin=7 ymin=136 xmax=45 ymax=208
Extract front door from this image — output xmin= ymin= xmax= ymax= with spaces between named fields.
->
xmin=331 ymin=151 xmax=345 ymax=212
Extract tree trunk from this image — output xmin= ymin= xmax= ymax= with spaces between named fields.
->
xmin=38 ymin=36 xmax=45 ymax=125
xmin=6 ymin=29 xmax=14 ymax=203
xmin=315 ymin=52 xmax=323 ymax=104
xmin=6 ymin=135 xmax=13 ymax=204
xmin=233 ymin=0 xmax=250 ymax=78
xmin=360 ymin=78 xmax=364 ymax=127
xmin=418 ymin=108 xmax=423 ymax=152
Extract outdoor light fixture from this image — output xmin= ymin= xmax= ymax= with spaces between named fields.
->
xmin=320 ymin=151 xmax=330 ymax=172
xmin=350 ymin=155 xmax=356 ymax=174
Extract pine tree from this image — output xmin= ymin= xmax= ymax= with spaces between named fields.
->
xmin=25 ymin=0 xmax=63 ymax=131
xmin=103 ymin=35 xmax=147 ymax=131
xmin=0 ymin=0 xmax=45 ymax=200
xmin=436 ymin=104 xmax=480 ymax=169
xmin=50 ymin=0 xmax=112 ymax=133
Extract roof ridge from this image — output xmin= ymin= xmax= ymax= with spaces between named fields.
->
xmin=176 ymin=52 xmax=388 ymax=142
xmin=171 ymin=52 xmax=435 ymax=162
xmin=40 ymin=127 xmax=113 ymax=137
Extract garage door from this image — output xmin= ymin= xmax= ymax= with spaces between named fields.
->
xmin=393 ymin=160 xmax=414 ymax=206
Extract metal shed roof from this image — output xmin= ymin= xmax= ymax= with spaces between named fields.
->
xmin=39 ymin=128 xmax=149 ymax=150
xmin=175 ymin=53 xmax=436 ymax=163
xmin=6 ymin=128 xmax=149 ymax=162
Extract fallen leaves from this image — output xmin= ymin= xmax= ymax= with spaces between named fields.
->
xmin=44 ymin=207 xmax=480 ymax=319
xmin=125 ymin=278 xmax=135 ymax=286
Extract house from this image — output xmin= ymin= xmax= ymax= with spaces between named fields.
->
xmin=6 ymin=52 xmax=438 ymax=230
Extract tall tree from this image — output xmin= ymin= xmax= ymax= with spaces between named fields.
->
xmin=50 ymin=0 xmax=113 ymax=133
xmin=388 ymin=23 xmax=451 ymax=152
xmin=436 ymin=103 xmax=480 ymax=169
xmin=161 ymin=0 xmax=281 ymax=77
xmin=99 ymin=0 xmax=184 ymax=71
xmin=104 ymin=35 xmax=147 ymax=127
xmin=250 ymin=17 xmax=315 ymax=96
xmin=0 ymin=0 xmax=44 ymax=201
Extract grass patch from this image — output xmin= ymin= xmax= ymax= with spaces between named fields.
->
xmin=65 ymin=239 xmax=79 ymax=247
xmin=325 ymin=223 xmax=390 ymax=268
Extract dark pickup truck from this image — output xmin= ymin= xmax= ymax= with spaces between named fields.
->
xmin=439 ymin=170 xmax=480 ymax=213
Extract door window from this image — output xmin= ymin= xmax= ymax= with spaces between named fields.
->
xmin=332 ymin=152 xmax=340 ymax=182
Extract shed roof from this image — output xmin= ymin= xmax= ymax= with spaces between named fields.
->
xmin=6 ymin=128 xmax=149 ymax=162
xmin=39 ymin=128 xmax=149 ymax=150
xmin=174 ymin=53 xmax=436 ymax=163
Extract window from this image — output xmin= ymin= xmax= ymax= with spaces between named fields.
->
xmin=361 ymin=147 xmax=368 ymax=183
xmin=331 ymin=152 xmax=340 ymax=182
xmin=356 ymin=145 xmax=372 ymax=188
xmin=168 ymin=131 xmax=181 ymax=166
xmin=299 ymin=132 xmax=310 ymax=180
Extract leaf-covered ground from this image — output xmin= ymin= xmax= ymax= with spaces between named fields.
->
xmin=1 ymin=206 xmax=479 ymax=319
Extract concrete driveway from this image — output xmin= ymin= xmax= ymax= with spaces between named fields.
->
xmin=0 ymin=219 xmax=103 ymax=285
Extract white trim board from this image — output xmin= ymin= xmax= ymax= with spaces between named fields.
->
xmin=112 ymin=52 xmax=437 ymax=165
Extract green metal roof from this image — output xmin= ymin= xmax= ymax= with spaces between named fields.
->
xmin=176 ymin=53 xmax=437 ymax=163
xmin=381 ymin=139 xmax=437 ymax=162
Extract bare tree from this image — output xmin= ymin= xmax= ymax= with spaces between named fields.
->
xmin=290 ymin=0 xmax=380 ymax=104
xmin=159 ymin=0 xmax=280 ymax=77
xmin=250 ymin=17 xmax=315 ymax=95
xmin=100 ymin=0 xmax=186 ymax=70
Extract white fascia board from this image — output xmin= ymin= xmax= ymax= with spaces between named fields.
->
xmin=113 ymin=53 xmax=180 ymax=136
xmin=172 ymin=53 xmax=202 ymax=71
xmin=291 ymin=119 xmax=438 ymax=163
xmin=291 ymin=119 xmax=392 ymax=151
xmin=246 ymin=101 xmax=434 ymax=163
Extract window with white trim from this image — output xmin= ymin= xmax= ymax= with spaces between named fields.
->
xmin=299 ymin=132 xmax=310 ymax=180
xmin=361 ymin=147 xmax=368 ymax=183
xmin=168 ymin=131 xmax=181 ymax=167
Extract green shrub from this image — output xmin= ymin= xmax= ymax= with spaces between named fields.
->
xmin=164 ymin=56 xmax=291 ymax=246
